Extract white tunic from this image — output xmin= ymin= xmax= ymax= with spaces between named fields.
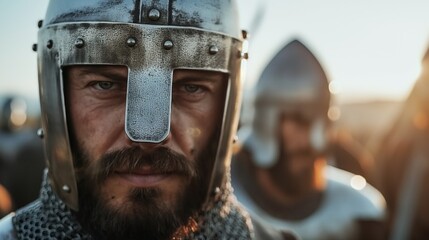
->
xmin=0 ymin=213 xmax=17 ymax=240
xmin=233 ymin=166 xmax=386 ymax=240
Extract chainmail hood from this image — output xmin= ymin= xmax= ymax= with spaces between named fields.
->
xmin=12 ymin=170 xmax=253 ymax=239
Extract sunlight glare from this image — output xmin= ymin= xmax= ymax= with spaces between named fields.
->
xmin=350 ymin=175 xmax=367 ymax=191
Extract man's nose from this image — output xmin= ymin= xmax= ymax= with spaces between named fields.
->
xmin=127 ymin=131 xmax=172 ymax=151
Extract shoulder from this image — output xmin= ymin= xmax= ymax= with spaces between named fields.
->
xmin=0 ymin=213 xmax=17 ymax=240
xmin=325 ymin=166 xmax=386 ymax=219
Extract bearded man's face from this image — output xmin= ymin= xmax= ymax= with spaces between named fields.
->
xmin=64 ymin=65 xmax=227 ymax=239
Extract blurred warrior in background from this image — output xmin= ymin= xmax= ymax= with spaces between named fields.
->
xmin=0 ymin=96 xmax=45 ymax=213
xmin=376 ymin=45 xmax=429 ymax=240
xmin=232 ymin=39 xmax=386 ymax=240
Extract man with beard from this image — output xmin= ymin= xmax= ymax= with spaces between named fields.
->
xmin=232 ymin=39 xmax=386 ymax=240
xmin=0 ymin=1 xmax=256 ymax=239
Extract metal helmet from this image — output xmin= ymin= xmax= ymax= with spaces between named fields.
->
xmin=245 ymin=39 xmax=330 ymax=167
xmin=37 ymin=0 xmax=246 ymax=210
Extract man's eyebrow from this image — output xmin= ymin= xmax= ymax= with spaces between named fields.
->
xmin=175 ymin=76 xmax=218 ymax=82
xmin=77 ymin=67 xmax=128 ymax=81
xmin=174 ymin=72 xmax=227 ymax=83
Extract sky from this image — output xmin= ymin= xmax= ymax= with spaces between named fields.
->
xmin=1 ymin=0 xmax=429 ymax=105
xmin=237 ymin=0 xmax=429 ymax=104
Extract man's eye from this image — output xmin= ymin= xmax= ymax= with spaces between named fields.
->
xmin=94 ymin=81 xmax=114 ymax=90
xmin=184 ymin=84 xmax=200 ymax=93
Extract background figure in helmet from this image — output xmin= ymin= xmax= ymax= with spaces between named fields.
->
xmin=375 ymin=44 xmax=429 ymax=240
xmin=0 ymin=96 xmax=45 ymax=213
xmin=232 ymin=39 xmax=386 ymax=240
xmin=0 ymin=1 xmax=259 ymax=239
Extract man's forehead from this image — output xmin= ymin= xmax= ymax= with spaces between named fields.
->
xmin=65 ymin=65 xmax=128 ymax=78
xmin=65 ymin=65 xmax=226 ymax=81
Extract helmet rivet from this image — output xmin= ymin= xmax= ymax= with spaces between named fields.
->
xmin=36 ymin=128 xmax=44 ymax=139
xmin=148 ymin=8 xmax=161 ymax=21
xmin=62 ymin=185 xmax=71 ymax=193
xmin=163 ymin=40 xmax=173 ymax=50
xmin=209 ymin=45 xmax=219 ymax=55
xmin=126 ymin=37 xmax=137 ymax=47
xmin=233 ymin=135 xmax=238 ymax=144
xmin=32 ymin=43 xmax=38 ymax=52
xmin=37 ymin=20 xmax=43 ymax=28
xmin=47 ymin=40 xmax=53 ymax=49
xmin=74 ymin=38 xmax=85 ymax=48
xmin=240 ymin=51 xmax=249 ymax=60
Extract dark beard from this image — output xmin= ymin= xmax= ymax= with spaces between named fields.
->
xmin=268 ymin=139 xmax=316 ymax=195
xmin=72 ymin=146 xmax=212 ymax=240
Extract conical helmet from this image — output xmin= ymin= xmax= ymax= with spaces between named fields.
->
xmin=245 ymin=39 xmax=330 ymax=167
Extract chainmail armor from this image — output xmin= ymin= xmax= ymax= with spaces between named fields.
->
xmin=12 ymin=171 xmax=253 ymax=239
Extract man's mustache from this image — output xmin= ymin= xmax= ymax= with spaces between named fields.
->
xmin=287 ymin=147 xmax=315 ymax=158
xmin=95 ymin=147 xmax=197 ymax=182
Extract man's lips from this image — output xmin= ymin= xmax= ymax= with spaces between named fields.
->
xmin=114 ymin=168 xmax=173 ymax=187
